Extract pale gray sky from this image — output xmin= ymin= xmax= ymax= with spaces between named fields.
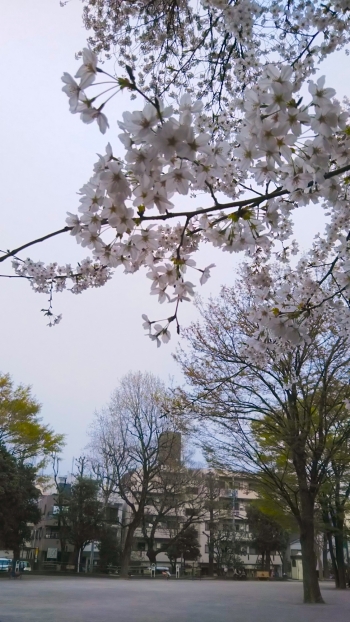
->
xmin=1 ymin=1 xmax=348 ymax=475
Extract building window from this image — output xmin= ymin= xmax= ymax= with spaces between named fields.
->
xmin=46 ymin=531 xmax=60 ymax=539
xmin=249 ymin=547 xmax=257 ymax=555
xmin=185 ymin=508 xmax=195 ymax=516
xmin=106 ymin=507 xmax=118 ymax=522
xmin=186 ymin=487 xmax=199 ymax=494
xmin=205 ymin=522 xmax=210 ymax=531
xmin=205 ymin=545 xmax=209 ymax=554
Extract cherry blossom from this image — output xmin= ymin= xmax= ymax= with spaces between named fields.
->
xmin=2 ymin=5 xmax=350 ymax=349
xmin=75 ymin=47 xmax=98 ymax=89
xmin=61 ymin=73 xmax=80 ymax=111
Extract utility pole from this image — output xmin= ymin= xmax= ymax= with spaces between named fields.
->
xmin=206 ymin=472 xmax=216 ymax=576
xmin=232 ymin=477 xmax=237 ymax=571
xmin=90 ymin=541 xmax=95 ymax=573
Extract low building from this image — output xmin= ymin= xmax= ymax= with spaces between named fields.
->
xmin=28 ymin=482 xmax=123 ymax=571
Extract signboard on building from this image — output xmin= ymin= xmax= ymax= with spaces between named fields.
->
xmin=47 ymin=548 xmax=58 ymax=559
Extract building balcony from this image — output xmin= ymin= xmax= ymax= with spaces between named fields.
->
xmin=44 ymin=514 xmax=59 ymax=521
xmin=134 ymin=526 xmax=177 ymax=538
xmin=219 ymin=489 xmax=239 ymax=499
xmin=131 ymin=550 xmax=148 ymax=561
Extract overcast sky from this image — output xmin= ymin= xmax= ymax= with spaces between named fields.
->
xmin=1 ymin=1 xmax=348 ymax=476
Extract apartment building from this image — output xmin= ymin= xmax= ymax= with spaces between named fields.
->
xmin=28 ymin=482 xmax=122 ymax=570
xmin=28 ymin=486 xmax=74 ymax=567
xmin=199 ymin=472 xmax=282 ymax=576
xmin=126 ymin=465 xmax=283 ymax=576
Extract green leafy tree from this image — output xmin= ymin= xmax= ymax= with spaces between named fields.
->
xmin=0 ymin=373 xmax=64 ymax=467
xmin=64 ymin=463 xmax=104 ymax=572
xmin=174 ymin=279 xmax=350 ymax=603
xmin=52 ymin=456 xmax=72 ymax=563
xmin=319 ymin=453 xmax=350 ymax=589
xmin=98 ymin=526 xmax=121 ymax=573
xmin=0 ymin=443 xmax=41 ymax=573
xmin=166 ymin=525 xmax=200 ymax=572
xmin=246 ymin=505 xmax=289 ymax=572
xmin=250 ymin=416 xmax=350 ymax=585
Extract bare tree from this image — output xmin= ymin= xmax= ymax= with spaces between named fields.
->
xmin=140 ymin=463 xmax=208 ymax=565
xmin=212 ymin=529 xmax=246 ymax=575
xmin=88 ymin=371 xmax=181 ymax=577
xmin=174 ymin=282 xmax=350 ymax=603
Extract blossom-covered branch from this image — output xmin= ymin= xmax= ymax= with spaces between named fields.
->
xmin=79 ymin=0 xmax=350 ymax=111
xmin=3 ymin=11 xmax=350 ymax=344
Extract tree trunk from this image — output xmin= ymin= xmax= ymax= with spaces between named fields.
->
xmin=208 ymin=528 xmax=215 ymax=577
xmin=299 ymin=514 xmax=324 ymax=603
xmin=334 ymin=530 xmax=346 ymax=589
xmin=279 ymin=550 xmax=286 ymax=576
xmin=11 ymin=546 xmax=20 ymax=576
xmin=60 ymin=539 xmax=69 ymax=565
xmin=120 ymin=525 xmax=136 ymax=577
xmin=315 ymin=537 xmax=323 ymax=581
xmin=147 ymin=547 xmax=157 ymax=565
xmin=75 ymin=546 xmax=83 ymax=573
xmin=326 ymin=531 xmax=339 ymax=587
xmin=322 ymin=534 xmax=329 ymax=579
xmin=293 ymin=452 xmax=324 ymax=604
xmin=265 ymin=550 xmax=271 ymax=572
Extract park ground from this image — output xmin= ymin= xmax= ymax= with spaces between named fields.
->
xmin=0 ymin=577 xmax=349 ymax=622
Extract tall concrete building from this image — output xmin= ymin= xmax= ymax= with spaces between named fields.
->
xmin=158 ymin=431 xmax=182 ymax=466
xmin=127 ymin=469 xmax=283 ymax=577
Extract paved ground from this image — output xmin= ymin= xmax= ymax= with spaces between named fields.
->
xmin=0 ymin=577 xmax=349 ymax=622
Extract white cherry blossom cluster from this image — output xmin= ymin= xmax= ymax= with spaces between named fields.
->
xmin=13 ymin=257 xmax=112 ymax=294
xmin=229 ymin=257 xmax=350 ymax=374
xmin=205 ymin=0 xmax=263 ymax=41
xmin=4 ymin=43 xmax=350 ymax=346
xmin=235 ymin=67 xmax=349 ymax=187
xmin=12 ymin=256 xmax=112 ymax=325
xmin=78 ymin=0 xmax=350 ymax=111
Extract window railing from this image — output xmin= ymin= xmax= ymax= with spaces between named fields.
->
xmin=45 ymin=533 xmax=60 ymax=539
